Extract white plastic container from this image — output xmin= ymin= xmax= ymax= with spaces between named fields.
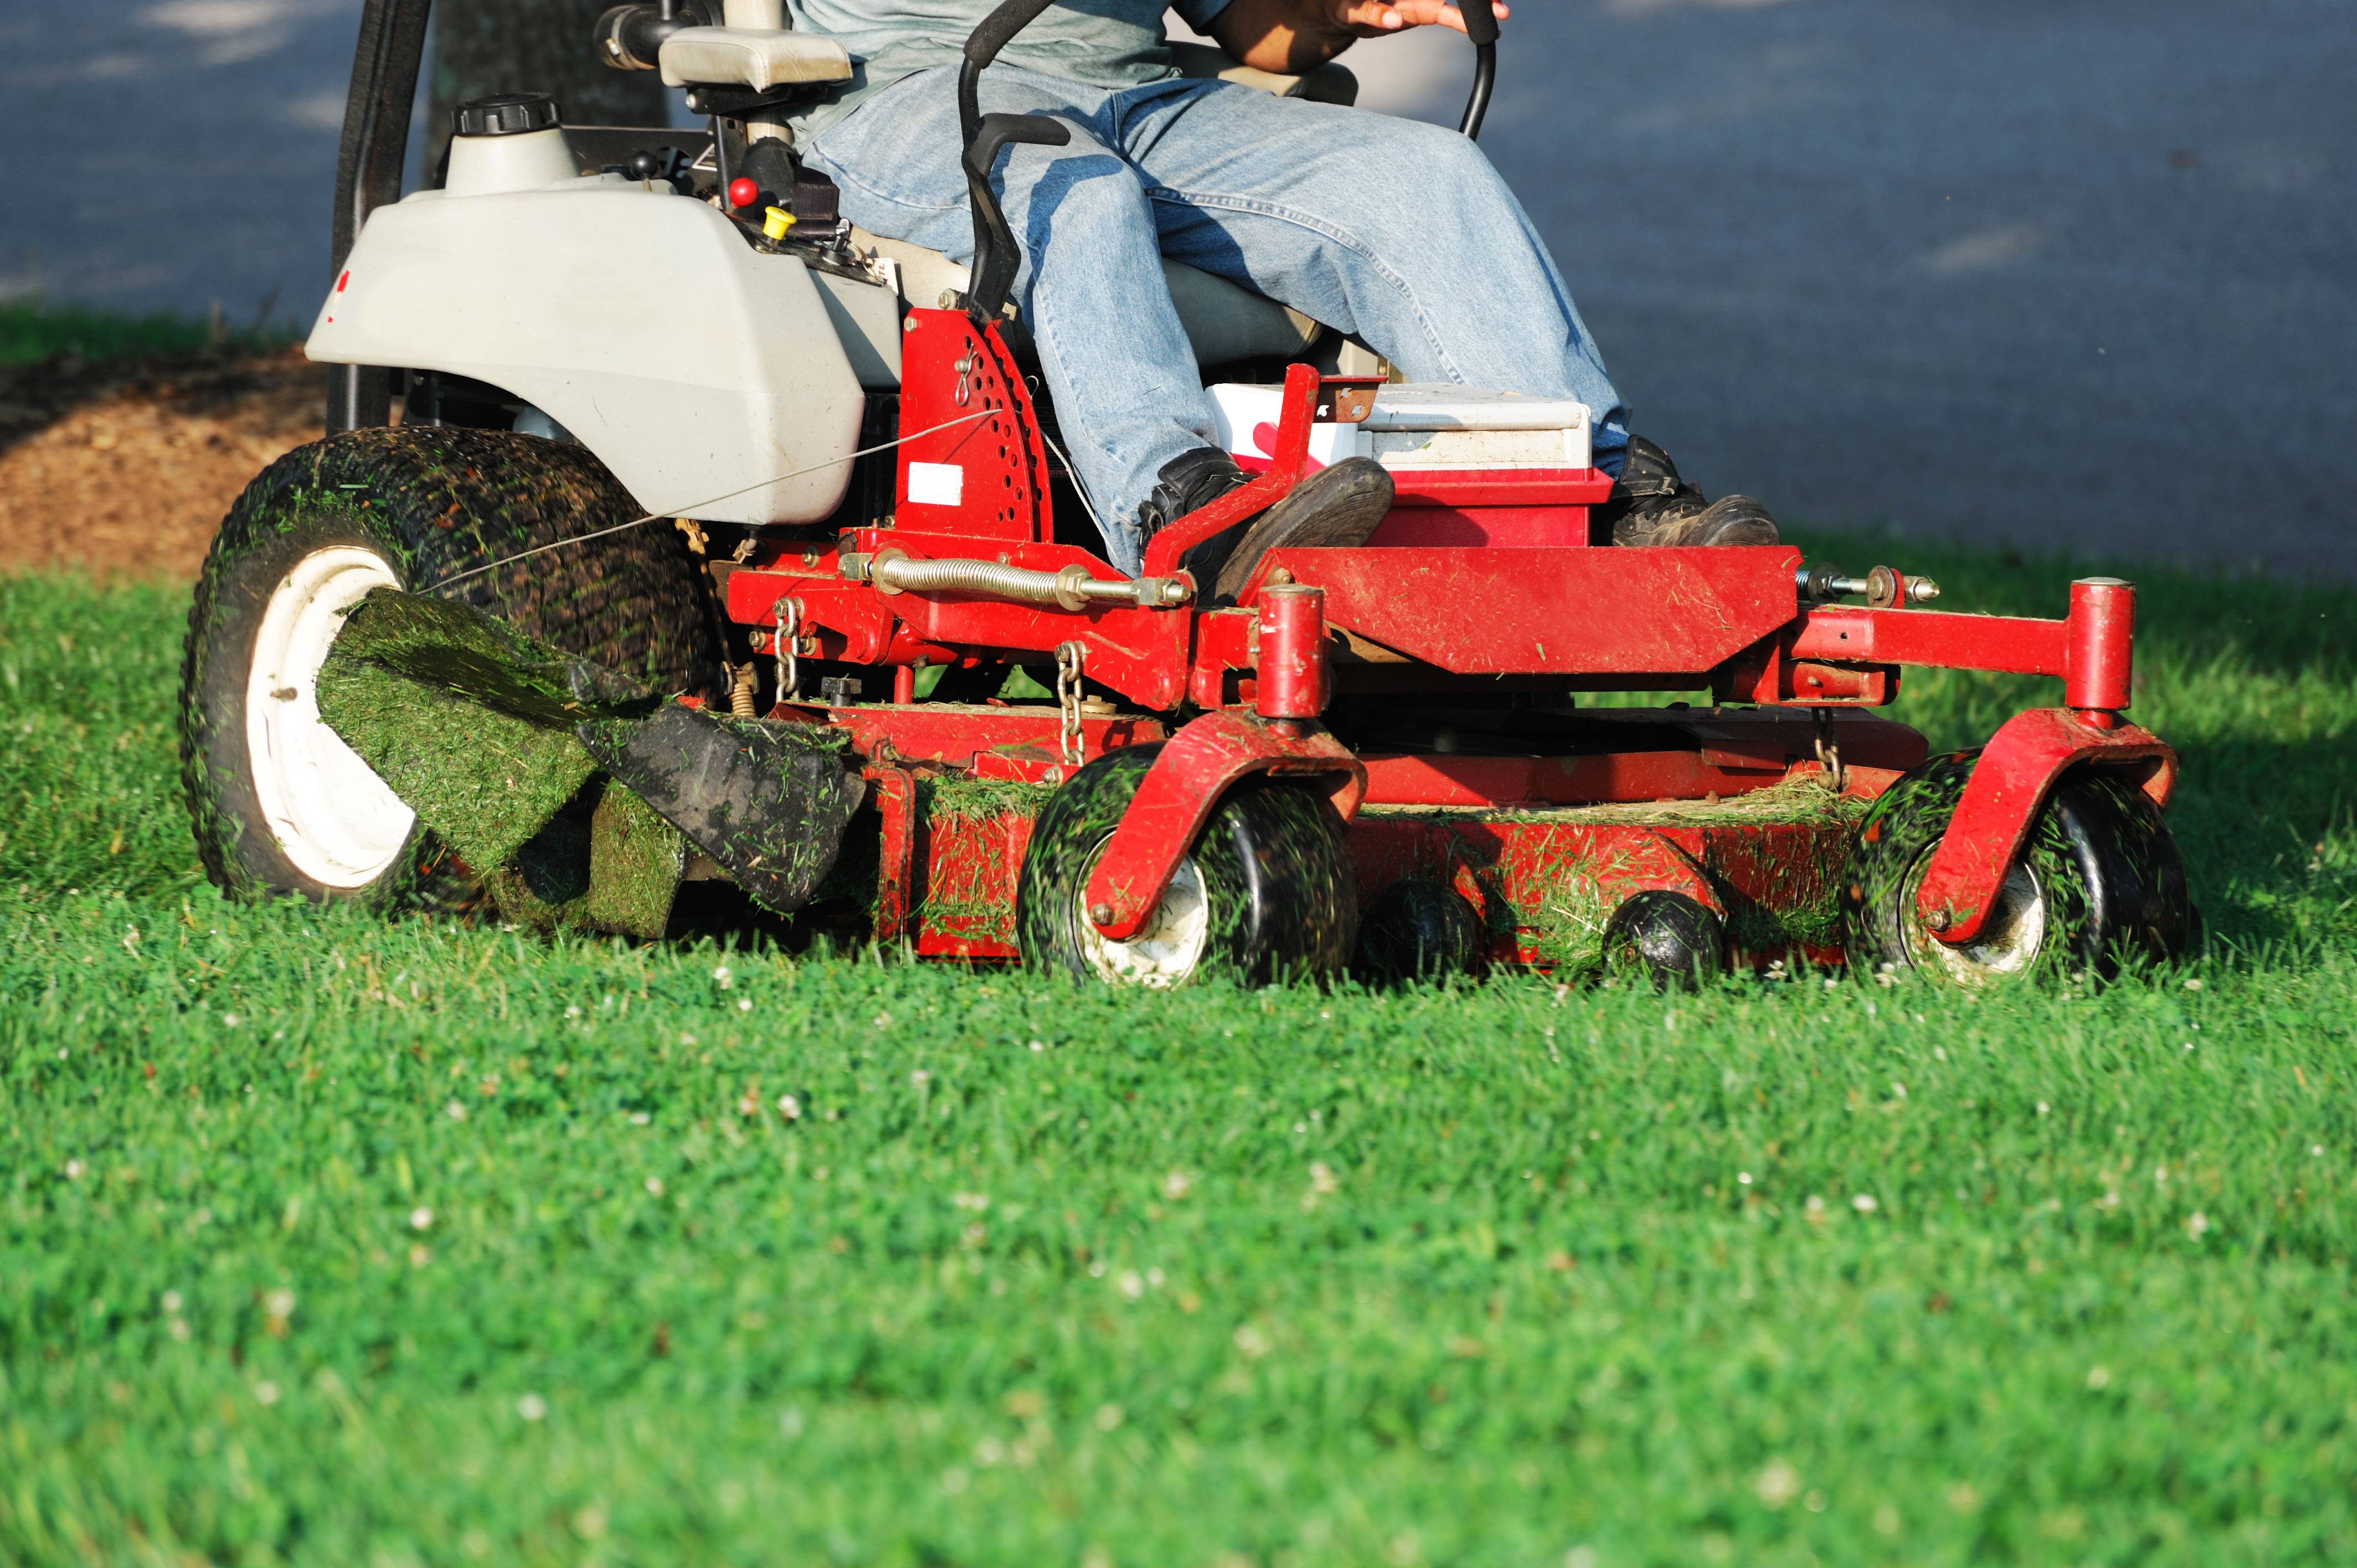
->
xmin=1207 ymin=383 xmax=1592 ymax=473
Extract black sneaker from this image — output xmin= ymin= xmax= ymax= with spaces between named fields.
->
xmin=1595 ymin=435 xmax=1780 ymax=547
xmin=1210 ymin=457 xmax=1393 ymax=600
xmin=1136 ymin=448 xmax=1396 ymax=600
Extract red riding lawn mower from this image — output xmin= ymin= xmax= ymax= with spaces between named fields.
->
xmin=177 ymin=0 xmax=2196 ymax=989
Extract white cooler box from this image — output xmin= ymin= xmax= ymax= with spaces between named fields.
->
xmin=1207 ymin=382 xmax=1592 ymax=474
xmin=1206 ymin=382 xmax=1608 ymax=548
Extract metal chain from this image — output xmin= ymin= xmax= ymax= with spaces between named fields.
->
xmin=774 ymin=596 xmax=801 ymax=700
xmin=1813 ymin=706 xmax=1846 ymax=793
xmin=1054 ymin=641 xmax=1087 ymax=768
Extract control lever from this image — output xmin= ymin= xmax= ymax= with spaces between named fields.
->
xmin=1457 ymin=0 xmax=1500 ymax=140
xmin=955 ymin=0 xmax=1069 ymax=326
xmin=962 ymin=114 xmax=1071 ymax=322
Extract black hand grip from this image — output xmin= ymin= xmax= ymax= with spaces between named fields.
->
xmin=1457 ymin=0 xmax=1500 ymax=47
xmin=963 ymin=114 xmax=1072 ymax=324
xmin=958 ymin=0 xmax=1063 ymax=152
xmin=969 ymin=112 xmax=1069 ymax=176
xmin=954 ymin=0 xmax=1070 ymax=327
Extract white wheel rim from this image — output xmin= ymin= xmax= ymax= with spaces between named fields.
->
xmin=1903 ymin=850 xmax=2047 ymax=984
xmin=243 ymin=546 xmax=418 ymax=889
xmin=1077 ymin=853 xmax=1211 ymax=988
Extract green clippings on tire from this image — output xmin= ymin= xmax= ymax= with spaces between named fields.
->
xmin=331 ymin=588 xmax=664 ymax=725
xmin=483 ymin=803 xmax=598 ymax=934
xmin=589 ymin=782 xmax=689 ymax=939
xmin=315 ymin=651 xmax=596 ymax=880
xmin=1017 ymin=747 xmax=1358 ymax=986
xmin=178 ymin=425 xmax=722 ymax=907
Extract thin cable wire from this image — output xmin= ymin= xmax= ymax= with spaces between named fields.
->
xmin=425 ymin=409 xmax=995 ymax=592
xmin=1032 ymin=416 xmax=1103 ymax=538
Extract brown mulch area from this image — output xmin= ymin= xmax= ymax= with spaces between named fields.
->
xmin=0 ymin=347 xmax=325 ymax=583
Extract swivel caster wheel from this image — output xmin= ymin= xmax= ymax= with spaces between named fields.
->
xmin=1840 ymin=752 xmax=2197 ymax=986
xmin=1016 ymin=746 xmax=1358 ymax=988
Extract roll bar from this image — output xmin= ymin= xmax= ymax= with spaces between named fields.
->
xmin=1456 ymin=0 xmax=1499 ymax=140
xmin=327 ymin=0 xmax=434 ymax=432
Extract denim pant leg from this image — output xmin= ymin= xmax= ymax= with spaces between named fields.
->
xmin=1106 ymin=79 xmax=1630 ymax=468
xmin=806 ymin=68 xmax=1224 ymax=573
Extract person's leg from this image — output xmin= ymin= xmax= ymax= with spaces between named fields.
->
xmin=804 ymin=67 xmax=1224 ymax=571
xmin=1106 ymin=79 xmax=1631 ymax=472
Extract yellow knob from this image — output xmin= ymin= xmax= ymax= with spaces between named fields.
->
xmin=763 ymin=206 xmax=795 ymax=241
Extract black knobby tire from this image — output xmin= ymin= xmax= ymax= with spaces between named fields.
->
xmin=1015 ymin=745 xmax=1360 ymax=987
xmin=180 ymin=426 xmax=722 ymax=904
xmin=1840 ymin=751 xmax=2196 ymax=984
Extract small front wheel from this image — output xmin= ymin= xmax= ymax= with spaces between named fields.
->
xmin=1015 ymin=746 xmax=1359 ymax=987
xmin=1840 ymin=752 xmax=2196 ymax=986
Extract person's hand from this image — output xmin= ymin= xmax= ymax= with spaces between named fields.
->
xmin=1208 ymin=0 xmax=1507 ymax=74
xmin=1334 ymin=1 xmax=1509 ymax=39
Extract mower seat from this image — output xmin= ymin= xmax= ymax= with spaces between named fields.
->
xmin=657 ymin=27 xmax=853 ymax=91
xmin=852 ymin=233 xmax=1324 ymax=367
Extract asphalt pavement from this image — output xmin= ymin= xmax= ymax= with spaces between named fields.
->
xmin=4 ymin=1 xmax=2349 ymax=576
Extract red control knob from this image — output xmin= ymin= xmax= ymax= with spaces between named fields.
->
xmin=727 ymin=177 xmax=760 ymax=209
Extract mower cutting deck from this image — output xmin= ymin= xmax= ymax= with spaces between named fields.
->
xmin=174 ymin=0 xmax=2196 ymax=989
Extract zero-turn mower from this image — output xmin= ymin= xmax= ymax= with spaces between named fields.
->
xmin=178 ymin=0 xmax=2198 ymax=988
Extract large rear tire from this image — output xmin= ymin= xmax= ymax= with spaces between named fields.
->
xmin=1016 ymin=746 xmax=1359 ymax=987
xmin=1840 ymin=751 xmax=2196 ymax=986
xmin=179 ymin=426 xmax=721 ymax=905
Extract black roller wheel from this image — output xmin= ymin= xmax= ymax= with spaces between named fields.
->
xmin=179 ymin=426 xmax=721 ymax=905
xmin=1840 ymin=751 xmax=2196 ymax=986
xmin=1602 ymin=889 xmax=1725 ymax=989
xmin=1015 ymin=745 xmax=1358 ymax=987
xmin=1358 ymin=879 xmax=1484 ymax=984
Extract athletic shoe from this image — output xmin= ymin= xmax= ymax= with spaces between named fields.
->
xmin=1596 ymin=435 xmax=1780 ymax=546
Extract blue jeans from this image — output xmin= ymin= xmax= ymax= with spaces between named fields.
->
xmin=805 ymin=65 xmax=1630 ymax=574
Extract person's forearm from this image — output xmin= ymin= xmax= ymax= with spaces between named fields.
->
xmin=1206 ymin=0 xmax=1358 ymax=75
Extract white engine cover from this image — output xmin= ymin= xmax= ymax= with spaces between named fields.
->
xmin=308 ymin=176 xmax=867 ymax=525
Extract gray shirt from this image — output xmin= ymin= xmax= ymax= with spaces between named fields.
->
xmin=786 ymin=0 xmax=1234 ymax=140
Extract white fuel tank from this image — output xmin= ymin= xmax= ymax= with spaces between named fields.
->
xmin=308 ymin=172 xmax=869 ymax=526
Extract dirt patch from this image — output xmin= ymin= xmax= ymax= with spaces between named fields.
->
xmin=0 ymin=347 xmax=324 ymax=582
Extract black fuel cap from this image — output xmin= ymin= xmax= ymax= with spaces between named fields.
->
xmin=454 ymin=92 xmax=560 ymax=137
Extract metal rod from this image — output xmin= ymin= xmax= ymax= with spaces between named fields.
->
xmin=852 ymin=553 xmax=1190 ymax=610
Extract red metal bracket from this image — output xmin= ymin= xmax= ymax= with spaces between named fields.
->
xmin=1139 ymin=363 xmax=1320 ymax=580
xmin=866 ymin=765 xmax=919 ymax=944
xmin=1913 ymin=708 xmax=2177 ymax=944
xmin=894 ymin=311 xmax=1049 ymax=541
xmin=1080 ymin=708 xmax=1367 ymax=941
xmin=1777 ymin=577 xmax=2136 ymax=712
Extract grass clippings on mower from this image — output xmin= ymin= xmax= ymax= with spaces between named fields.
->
xmin=1 ymin=544 xmax=2352 ymax=1566
xmin=315 ymin=653 xmax=598 ymax=878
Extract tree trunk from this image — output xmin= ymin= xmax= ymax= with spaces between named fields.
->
xmin=425 ymin=0 xmax=670 ymax=178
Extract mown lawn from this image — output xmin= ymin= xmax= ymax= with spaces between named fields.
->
xmin=2 ymin=544 xmax=2352 ymax=1566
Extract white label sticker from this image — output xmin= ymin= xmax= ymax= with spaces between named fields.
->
xmin=907 ymin=462 xmax=963 ymax=507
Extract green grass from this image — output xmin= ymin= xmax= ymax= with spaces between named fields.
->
xmin=0 ymin=300 xmax=294 ymax=366
xmin=2 ymin=542 xmax=2353 ymax=1566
